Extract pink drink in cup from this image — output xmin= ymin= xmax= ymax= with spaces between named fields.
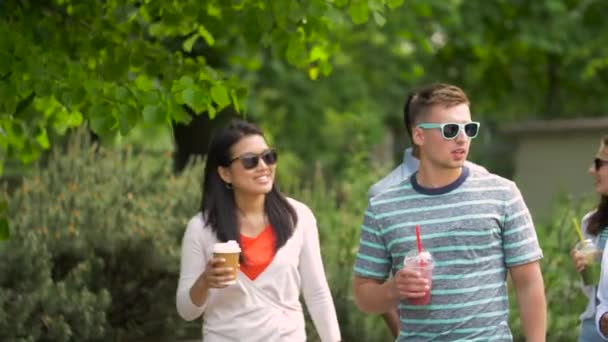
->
xmin=403 ymin=249 xmax=434 ymax=305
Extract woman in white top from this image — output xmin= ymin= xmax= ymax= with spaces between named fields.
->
xmin=176 ymin=119 xmax=341 ymax=342
xmin=572 ymin=135 xmax=608 ymax=341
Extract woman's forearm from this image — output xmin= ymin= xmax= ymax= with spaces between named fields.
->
xmin=189 ymin=272 xmax=211 ymax=306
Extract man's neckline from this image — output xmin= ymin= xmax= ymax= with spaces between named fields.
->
xmin=410 ymin=166 xmax=470 ymax=195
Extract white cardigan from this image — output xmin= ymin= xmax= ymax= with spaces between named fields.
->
xmin=176 ymin=198 xmax=341 ymax=342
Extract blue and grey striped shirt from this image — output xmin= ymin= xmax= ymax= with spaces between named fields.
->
xmin=354 ymin=166 xmax=543 ymax=341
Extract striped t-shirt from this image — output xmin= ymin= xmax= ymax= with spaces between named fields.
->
xmin=354 ymin=166 xmax=543 ymax=341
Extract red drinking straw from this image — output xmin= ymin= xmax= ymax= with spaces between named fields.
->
xmin=415 ymin=224 xmax=422 ymax=254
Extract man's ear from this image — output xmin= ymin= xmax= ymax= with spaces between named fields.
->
xmin=412 ymin=126 xmax=425 ymax=147
xmin=217 ymin=166 xmax=232 ymax=184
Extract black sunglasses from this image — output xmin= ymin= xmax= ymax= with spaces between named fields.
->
xmin=230 ymin=149 xmax=278 ymax=170
xmin=594 ymin=158 xmax=608 ymax=172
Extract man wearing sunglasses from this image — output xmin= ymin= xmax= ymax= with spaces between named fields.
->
xmin=366 ymin=89 xmax=489 ymax=339
xmin=353 ymin=83 xmax=546 ymax=341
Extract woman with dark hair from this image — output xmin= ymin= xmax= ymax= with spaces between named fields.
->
xmin=176 ymin=119 xmax=341 ymax=341
xmin=572 ymin=135 xmax=608 ymax=341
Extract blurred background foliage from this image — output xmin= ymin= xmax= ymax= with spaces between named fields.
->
xmin=2 ymin=0 xmax=608 ymax=340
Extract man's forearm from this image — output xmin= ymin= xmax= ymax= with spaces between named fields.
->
xmin=512 ymin=265 xmax=546 ymax=342
xmin=517 ymin=285 xmax=546 ymax=341
xmin=353 ymin=277 xmax=397 ymax=314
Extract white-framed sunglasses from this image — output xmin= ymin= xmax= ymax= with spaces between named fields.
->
xmin=416 ymin=122 xmax=480 ymax=140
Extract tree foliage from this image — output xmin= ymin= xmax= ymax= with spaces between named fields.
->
xmin=3 ymin=0 xmax=608 ymax=239
xmin=0 ymin=0 xmax=403 ymax=171
xmin=0 ymin=0 xmax=405 ymax=238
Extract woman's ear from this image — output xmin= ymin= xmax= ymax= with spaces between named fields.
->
xmin=217 ymin=166 xmax=232 ymax=184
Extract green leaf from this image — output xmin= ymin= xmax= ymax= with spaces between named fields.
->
xmin=18 ymin=140 xmax=41 ymax=164
xmin=308 ymin=67 xmax=320 ymax=80
xmin=89 ymin=104 xmax=117 ymax=135
xmin=182 ymin=86 xmax=210 ymax=113
xmin=35 ymin=127 xmax=50 ymax=149
xmin=135 ymin=75 xmax=154 ymax=92
xmin=230 ymin=89 xmax=240 ymax=113
xmin=388 ymin=0 xmax=404 ymax=9
xmin=309 ymin=45 xmax=328 ymax=62
xmin=0 ymin=217 xmax=8 ymax=240
xmin=168 ymin=104 xmax=192 ymax=124
xmin=34 ymin=78 xmax=53 ymax=97
xmin=142 ymin=105 xmax=166 ymax=124
xmin=348 ymin=0 xmax=369 ymax=24
xmin=319 ymin=60 xmax=333 ymax=76
xmin=114 ymin=86 xmax=130 ymax=102
xmin=207 ymin=103 xmax=217 ymax=119
xmin=183 ymin=33 xmax=199 ymax=53
xmin=198 ymin=26 xmax=215 ymax=46
xmin=72 ymin=86 xmax=87 ymax=106
xmin=67 ymin=111 xmax=84 ymax=127
xmin=179 ymin=76 xmax=195 ymax=88
xmin=271 ymin=0 xmax=289 ymax=29
xmin=373 ymin=11 xmax=386 ymax=27
xmin=141 ymin=90 xmax=161 ymax=106
xmin=183 ymin=87 xmax=197 ymax=109
xmin=118 ymin=104 xmax=139 ymax=135
xmin=286 ymin=35 xmax=307 ymax=66
xmin=191 ymin=88 xmax=210 ymax=113
xmin=333 ymin=0 xmax=349 ymax=8
xmin=211 ymin=85 xmax=231 ymax=109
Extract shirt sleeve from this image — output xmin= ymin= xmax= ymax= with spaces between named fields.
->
xmin=298 ymin=206 xmax=342 ymax=342
xmin=596 ymin=247 xmax=608 ymax=340
xmin=501 ymin=181 xmax=543 ymax=267
xmin=176 ymin=215 xmax=210 ymax=321
xmin=353 ymin=200 xmax=391 ymax=280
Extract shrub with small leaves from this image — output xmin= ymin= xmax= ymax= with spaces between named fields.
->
xmin=0 ymin=141 xmax=201 ymax=341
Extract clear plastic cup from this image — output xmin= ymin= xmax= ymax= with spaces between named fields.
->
xmin=403 ymin=249 xmax=434 ymax=305
xmin=575 ymin=239 xmax=601 ymax=286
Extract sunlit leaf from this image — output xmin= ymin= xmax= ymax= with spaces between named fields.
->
xmin=230 ymin=89 xmax=240 ymax=113
xmin=198 ymin=26 xmax=215 ymax=46
xmin=373 ymin=12 xmax=386 ymax=27
xmin=308 ymin=67 xmax=320 ymax=80
xmin=35 ymin=127 xmax=50 ymax=149
xmin=182 ymin=33 xmax=199 ymax=53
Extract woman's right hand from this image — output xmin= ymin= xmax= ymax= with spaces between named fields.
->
xmin=571 ymin=248 xmax=587 ymax=273
xmin=202 ymin=257 xmax=237 ymax=288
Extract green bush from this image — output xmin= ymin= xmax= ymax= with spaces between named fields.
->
xmin=292 ymin=154 xmax=393 ymax=342
xmin=0 ymin=144 xmax=201 ymax=341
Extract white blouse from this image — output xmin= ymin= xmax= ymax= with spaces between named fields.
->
xmin=176 ymin=198 xmax=341 ymax=342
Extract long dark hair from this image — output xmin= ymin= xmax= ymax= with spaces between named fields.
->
xmin=200 ymin=119 xmax=297 ymax=255
xmin=588 ymin=135 xmax=608 ymax=235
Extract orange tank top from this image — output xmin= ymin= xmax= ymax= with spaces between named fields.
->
xmin=240 ymin=225 xmax=276 ymax=280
